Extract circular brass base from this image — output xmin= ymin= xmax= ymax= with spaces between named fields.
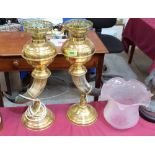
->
xmin=22 ymin=108 xmax=54 ymax=131
xmin=67 ymin=103 xmax=98 ymax=126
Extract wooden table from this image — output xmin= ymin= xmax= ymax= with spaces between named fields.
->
xmin=0 ymin=31 xmax=108 ymax=106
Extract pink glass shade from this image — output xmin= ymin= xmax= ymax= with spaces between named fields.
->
xmin=99 ymin=78 xmax=153 ymax=129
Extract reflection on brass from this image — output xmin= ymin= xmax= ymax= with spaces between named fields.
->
xmin=62 ymin=19 xmax=98 ymax=125
xmin=19 ymin=20 xmax=57 ymax=130
xmin=22 ymin=99 xmax=54 ymax=130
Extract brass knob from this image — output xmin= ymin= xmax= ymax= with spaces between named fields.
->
xmin=13 ymin=59 xmax=19 ymax=68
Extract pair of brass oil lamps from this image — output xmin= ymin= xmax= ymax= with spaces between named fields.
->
xmin=5 ymin=19 xmax=98 ymax=130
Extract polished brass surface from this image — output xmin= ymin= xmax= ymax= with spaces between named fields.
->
xmin=62 ymin=19 xmax=97 ymax=125
xmin=67 ymin=94 xmax=97 ymax=125
xmin=67 ymin=104 xmax=97 ymax=125
xmin=22 ymin=20 xmax=57 ymax=80
xmin=15 ymin=20 xmax=57 ymax=103
xmin=22 ymin=100 xmax=54 ymax=130
xmin=62 ymin=19 xmax=95 ymax=77
xmin=18 ymin=20 xmax=56 ymax=130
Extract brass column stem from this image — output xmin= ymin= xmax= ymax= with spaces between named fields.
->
xmin=31 ymin=100 xmax=41 ymax=113
xmin=79 ymin=93 xmax=87 ymax=107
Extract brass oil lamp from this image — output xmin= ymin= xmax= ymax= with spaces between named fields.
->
xmin=17 ymin=20 xmax=57 ymax=130
xmin=62 ymin=19 xmax=98 ymax=125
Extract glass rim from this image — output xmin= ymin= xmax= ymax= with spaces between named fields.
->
xmin=63 ymin=19 xmax=93 ymax=30
xmin=23 ymin=20 xmax=53 ymax=30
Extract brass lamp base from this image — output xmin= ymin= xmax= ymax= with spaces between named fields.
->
xmin=67 ymin=103 xmax=97 ymax=126
xmin=22 ymin=100 xmax=54 ymax=131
